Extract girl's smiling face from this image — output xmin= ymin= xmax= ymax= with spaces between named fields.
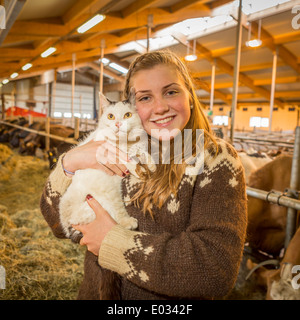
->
xmin=132 ymin=64 xmax=191 ymax=141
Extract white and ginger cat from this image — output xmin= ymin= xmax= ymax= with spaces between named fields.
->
xmin=59 ymin=91 xmax=153 ymax=242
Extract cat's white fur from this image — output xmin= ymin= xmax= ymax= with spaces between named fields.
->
xmin=59 ymin=93 xmax=152 ymax=240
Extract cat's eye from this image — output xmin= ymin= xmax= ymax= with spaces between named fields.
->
xmin=124 ymin=112 xmax=132 ymax=119
xmin=107 ymin=113 xmax=115 ymax=120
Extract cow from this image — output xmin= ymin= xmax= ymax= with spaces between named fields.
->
xmin=18 ymin=123 xmax=75 ymax=156
xmin=246 ymin=155 xmax=293 ymax=256
xmin=0 ymin=118 xmax=27 ymax=143
xmin=247 ymin=226 xmax=300 ymax=300
xmin=18 ymin=122 xmax=46 ymax=155
xmin=46 ymin=129 xmax=91 ymax=169
xmin=238 ymin=150 xmax=273 ymax=184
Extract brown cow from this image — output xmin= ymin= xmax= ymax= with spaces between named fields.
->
xmin=238 ymin=150 xmax=272 ymax=184
xmin=246 ymin=155 xmax=293 ymax=255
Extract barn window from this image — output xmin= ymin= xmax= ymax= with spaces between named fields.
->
xmin=213 ymin=115 xmax=228 ymax=126
xmin=249 ymin=117 xmax=269 ymax=128
xmin=64 ymin=112 xmax=72 ymax=118
xmin=219 ymin=107 xmax=223 ymax=111
xmin=53 ymin=112 xmax=62 ymax=118
xmin=243 ymin=108 xmax=248 ymax=111
xmin=261 ymin=118 xmax=269 ymax=127
xmin=288 ymin=107 xmax=295 ymax=111
xmin=256 ymin=107 xmax=262 ymax=111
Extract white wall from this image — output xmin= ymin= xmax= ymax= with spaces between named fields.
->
xmin=51 ymin=82 xmax=94 ymax=119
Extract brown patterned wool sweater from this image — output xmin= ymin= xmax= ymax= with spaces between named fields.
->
xmin=40 ymin=139 xmax=247 ymax=300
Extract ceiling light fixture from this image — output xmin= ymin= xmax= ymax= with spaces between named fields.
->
xmin=184 ymin=39 xmax=197 ymax=62
xmin=246 ymin=19 xmax=262 ymax=48
xmin=100 ymin=57 xmax=110 ymax=65
xmin=10 ymin=72 xmax=19 ymax=79
xmin=77 ymin=14 xmax=106 ymax=34
xmin=41 ymin=47 xmax=57 ymax=58
xmin=109 ymin=62 xmax=128 ymax=74
xmin=2 ymin=79 xmax=9 ymax=84
xmin=22 ymin=63 xmax=33 ymax=71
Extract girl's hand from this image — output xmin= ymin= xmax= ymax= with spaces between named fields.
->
xmin=72 ymin=194 xmax=117 ymax=256
xmin=63 ymin=139 xmax=130 ymax=177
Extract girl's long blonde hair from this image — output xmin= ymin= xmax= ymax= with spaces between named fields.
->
xmin=124 ymin=50 xmax=217 ymax=217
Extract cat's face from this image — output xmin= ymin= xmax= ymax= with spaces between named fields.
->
xmin=99 ymin=96 xmax=142 ymax=135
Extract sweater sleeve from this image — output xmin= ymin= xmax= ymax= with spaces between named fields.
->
xmin=40 ymin=153 xmax=72 ymax=239
xmin=98 ymin=142 xmax=248 ymax=299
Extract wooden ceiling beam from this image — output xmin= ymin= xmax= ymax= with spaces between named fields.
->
xmin=202 ymin=75 xmax=300 ymax=89
xmin=164 ymin=0 xmax=210 ymax=13
xmin=0 ymin=47 xmax=36 ymax=59
xmin=9 ymin=20 xmax=67 ymax=38
xmin=13 ymin=56 xmax=99 ymax=76
xmin=200 ymin=91 xmax=300 ymax=101
xmin=62 ymin=0 xmax=100 ymax=24
xmin=251 ymin=21 xmax=300 ymax=74
xmin=209 ymin=0 xmax=233 ymax=9
xmin=192 ymin=61 xmax=286 ymax=78
xmin=86 ymin=62 xmax=125 ymax=83
xmin=193 ymin=77 xmax=232 ymax=105
xmin=274 ymin=30 xmax=300 ymax=45
xmin=120 ymin=0 xmax=159 ymax=18
xmin=194 ymin=42 xmax=285 ymax=108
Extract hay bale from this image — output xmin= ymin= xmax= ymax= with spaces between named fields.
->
xmin=0 ymin=144 xmax=50 ymax=215
xmin=0 ymin=144 xmax=85 ymax=300
xmin=0 ymin=205 xmax=16 ymax=233
xmin=0 ymin=144 xmax=13 ymax=164
xmin=0 ymin=208 xmax=85 ymax=300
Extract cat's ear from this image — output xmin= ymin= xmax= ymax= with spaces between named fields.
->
xmin=99 ymin=92 xmax=111 ymax=118
xmin=99 ymin=92 xmax=110 ymax=109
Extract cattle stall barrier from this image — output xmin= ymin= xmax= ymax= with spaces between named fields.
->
xmin=0 ymin=118 xmax=79 ymax=149
xmin=234 ymin=135 xmax=294 ymax=152
xmin=246 ymin=126 xmax=300 ymax=251
xmin=246 ymin=187 xmax=300 ymax=211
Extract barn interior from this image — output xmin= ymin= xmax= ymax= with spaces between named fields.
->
xmin=0 ymin=0 xmax=299 ymax=301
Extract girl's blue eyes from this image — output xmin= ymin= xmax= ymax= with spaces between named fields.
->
xmin=139 ymin=96 xmax=150 ymax=102
xmin=138 ymin=90 xmax=178 ymax=102
xmin=167 ymin=90 xmax=178 ymax=96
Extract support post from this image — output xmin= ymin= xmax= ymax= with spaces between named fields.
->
xmin=51 ymin=69 xmax=57 ymax=118
xmin=74 ymin=117 xmax=80 ymax=140
xmin=269 ymin=49 xmax=278 ymax=132
xmin=210 ymin=60 xmax=216 ymax=112
xmin=45 ymin=117 xmax=50 ymax=152
xmin=99 ymin=39 xmax=105 ymax=120
xmin=1 ymin=93 xmax=5 ymax=120
xmin=99 ymin=39 xmax=105 ymax=95
xmin=71 ymin=53 xmax=76 ymax=127
xmin=147 ymin=14 xmax=153 ymax=53
xmin=284 ymin=126 xmax=300 ymax=249
xmin=230 ymin=0 xmax=243 ymax=144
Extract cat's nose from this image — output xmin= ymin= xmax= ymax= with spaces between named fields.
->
xmin=115 ymin=122 xmax=122 ymax=128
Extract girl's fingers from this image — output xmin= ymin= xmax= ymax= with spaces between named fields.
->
xmin=95 ymin=142 xmax=130 ymax=177
xmin=97 ymin=141 xmax=130 ymax=163
xmin=96 ymin=162 xmax=115 ymax=176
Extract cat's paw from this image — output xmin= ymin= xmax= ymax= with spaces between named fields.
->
xmin=118 ymin=216 xmax=138 ymax=230
xmin=68 ymin=226 xmax=83 ymax=244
